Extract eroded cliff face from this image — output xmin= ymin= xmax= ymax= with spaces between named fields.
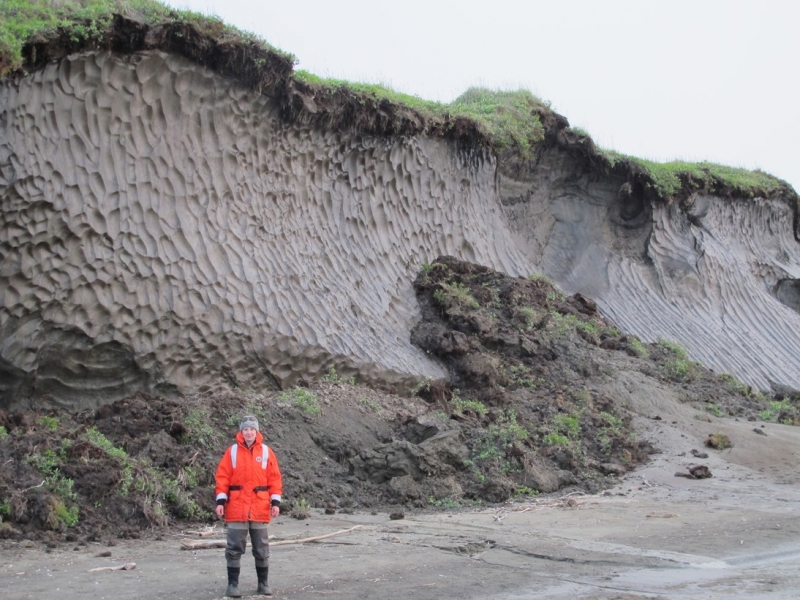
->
xmin=2 ymin=49 xmax=799 ymax=410
xmin=0 ymin=51 xmax=530 ymax=410
xmin=500 ymin=152 xmax=800 ymax=391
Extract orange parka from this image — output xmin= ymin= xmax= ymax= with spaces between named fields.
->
xmin=215 ymin=430 xmax=283 ymax=523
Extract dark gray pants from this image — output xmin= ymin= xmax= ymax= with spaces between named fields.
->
xmin=225 ymin=521 xmax=270 ymax=568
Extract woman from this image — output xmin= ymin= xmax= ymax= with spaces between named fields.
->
xmin=215 ymin=415 xmax=283 ymax=597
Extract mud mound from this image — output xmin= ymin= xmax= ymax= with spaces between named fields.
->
xmin=1 ymin=258 xmax=798 ymax=543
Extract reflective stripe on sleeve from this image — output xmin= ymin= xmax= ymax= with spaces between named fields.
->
xmin=271 ymin=494 xmax=281 ymax=502
xmin=216 ymin=493 xmax=228 ymax=501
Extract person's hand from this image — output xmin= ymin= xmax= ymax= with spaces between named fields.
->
xmin=271 ymin=505 xmax=280 ymax=519
xmin=216 ymin=505 xmax=225 ymax=518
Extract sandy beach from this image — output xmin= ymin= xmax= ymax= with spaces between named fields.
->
xmin=3 ymin=407 xmax=798 ymax=600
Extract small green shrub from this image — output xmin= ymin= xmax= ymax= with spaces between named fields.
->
xmin=428 ymin=496 xmax=462 ymax=509
xmin=717 ymin=373 xmax=749 ymax=394
xmin=516 ymin=306 xmax=539 ymax=331
xmin=629 ymin=337 xmax=649 ymax=358
xmin=575 ymin=320 xmax=600 ymax=336
xmin=543 ymin=433 xmax=570 ymax=446
xmin=360 ymin=398 xmax=380 ymax=412
xmin=85 ymin=427 xmax=128 ymax=461
xmin=53 ymin=500 xmax=79 ymax=527
xmin=707 ymin=404 xmax=724 ymax=418
xmin=26 ymin=450 xmax=78 ymax=501
xmin=509 ymin=364 xmax=539 ymax=389
xmin=598 ymin=411 xmax=623 ymax=432
xmin=574 ymin=388 xmax=591 ymax=405
xmin=433 ymin=282 xmax=480 ymax=310
xmin=178 ymin=465 xmax=201 ymax=488
xmin=183 ymin=409 xmax=217 ymax=448
xmin=473 ymin=410 xmax=528 ymax=463
xmin=119 ymin=465 xmax=133 ymax=496
xmin=290 ymin=497 xmax=311 ymax=520
xmin=322 ymin=366 xmax=356 ymax=385
xmin=0 ymin=425 xmax=7 ymax=441
xmin=38 ymin=415 xmax=59 ymax=431
xmin=663 ymin=358 xmax=697 ymax=382
xmin=474 ymin=442 xmax=503 ymax=461
xmin=280 ymin=388 xmax=320 ymax=415
xmin=451 ymin=390 xmax=488 ymax=415
xmin=0 ymin=498 xmax=11 ymax=519
xmin=658 ymin=337 xmax=688 ymax=359
xmin=25 ymin=449 xmax=59 ymax=475
xmin=553 ymin=413 xmax=581 ymax=439
xmin=759 ymin=399 xmax=799 ymax=424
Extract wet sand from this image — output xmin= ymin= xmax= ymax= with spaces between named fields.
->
xmin=2 ymin=410 xmax=799 ymax=599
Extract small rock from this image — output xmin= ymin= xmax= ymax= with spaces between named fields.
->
xmin=598 ymin=462 xmax=627 ymax=475
xmin=753 ymin=428 xmax=767 ymax=436
xmin=675 ymin=464 xmax=712 ymax=479
xmin=691 ymin=449 xmax=709 ymax=458
xmin=705 ymin=433 xmax=732 ymax=449
xmin=96 ymin=551 xmax=112 ymax=557
xmin=689 ymin=465 xmax=713 ymax=478
xmin=389 ymin=512 xmax=405 ymax=520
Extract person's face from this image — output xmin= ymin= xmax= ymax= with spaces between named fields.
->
xmin=242 ymin=427 xmax=257 ymax=445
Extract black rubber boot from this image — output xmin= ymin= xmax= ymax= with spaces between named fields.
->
xmin=256 ymin=566 xmax=272 ymax=596
xmin=226 ymin=566 xmax=242 ymax=597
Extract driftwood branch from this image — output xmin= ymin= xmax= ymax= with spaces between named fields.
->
xmin=179 ymin=525 xmax=219 ymax=538
xmin=180 ymin=539 xmax=226 ymax=550
xmin=22 ymin=480 xmax=46 ymax=493
xmin=180 ymin=525 xmax=363 ymax=550
xmin=88 ymin=562 xmax=137 ymax=573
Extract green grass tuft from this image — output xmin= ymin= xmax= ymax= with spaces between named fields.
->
xmin=2 ymin=2 xmax=792 ymax=204
xmin=0 ymin=0 xmax=293 ymax=77
xmin=447 ymin=88 xmax=547 ymax=157
xmin=603 ymin=150 xmax=791 ymax=201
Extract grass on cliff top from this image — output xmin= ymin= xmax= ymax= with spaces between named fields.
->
xmin=2 ymin=1 xmax=792 ymax=201
xmin=0 ymin=0 xmax=293 ymax=77
xmin=602 ymin=148 xmax=791 ymax=200
xmin=297 ymin=71 xmax=547 ymax=156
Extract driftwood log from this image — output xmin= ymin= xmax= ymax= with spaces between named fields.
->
xmin=180 ymin=525 xmax=363 ymax=550
xmin=88 ymin=562 xmax=137 ymax=572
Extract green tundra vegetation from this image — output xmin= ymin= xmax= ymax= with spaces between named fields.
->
xmin=0 ymin=0 xmax=795 ymax=203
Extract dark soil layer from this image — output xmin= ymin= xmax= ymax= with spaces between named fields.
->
xmin=0 ymin=258 xmax=797 ymax=544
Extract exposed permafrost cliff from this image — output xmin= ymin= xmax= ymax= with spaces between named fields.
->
xmin=500 ymin=151 xmax=800 ymax=392
xmin=0 ymin=51 xmax=529 ymax=409
xmin=1 ymin=50 xmax=799 ymax=410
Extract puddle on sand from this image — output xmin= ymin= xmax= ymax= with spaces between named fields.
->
xmin=495 ymin=542 xmax=800 ymax=599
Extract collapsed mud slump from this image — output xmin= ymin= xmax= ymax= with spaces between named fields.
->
xmin=1 ymin=257 xmax=796 ymax=543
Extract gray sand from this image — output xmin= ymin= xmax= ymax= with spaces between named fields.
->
xmin=3 ymin=406 xmax=798 ymax=599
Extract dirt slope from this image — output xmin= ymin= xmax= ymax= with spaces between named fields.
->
xmin=1 ymin=258 xmax=796 ymax=543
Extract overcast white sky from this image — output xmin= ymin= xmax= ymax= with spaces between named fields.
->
xmin=167 ymin=0 xmax=800 ymax=192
